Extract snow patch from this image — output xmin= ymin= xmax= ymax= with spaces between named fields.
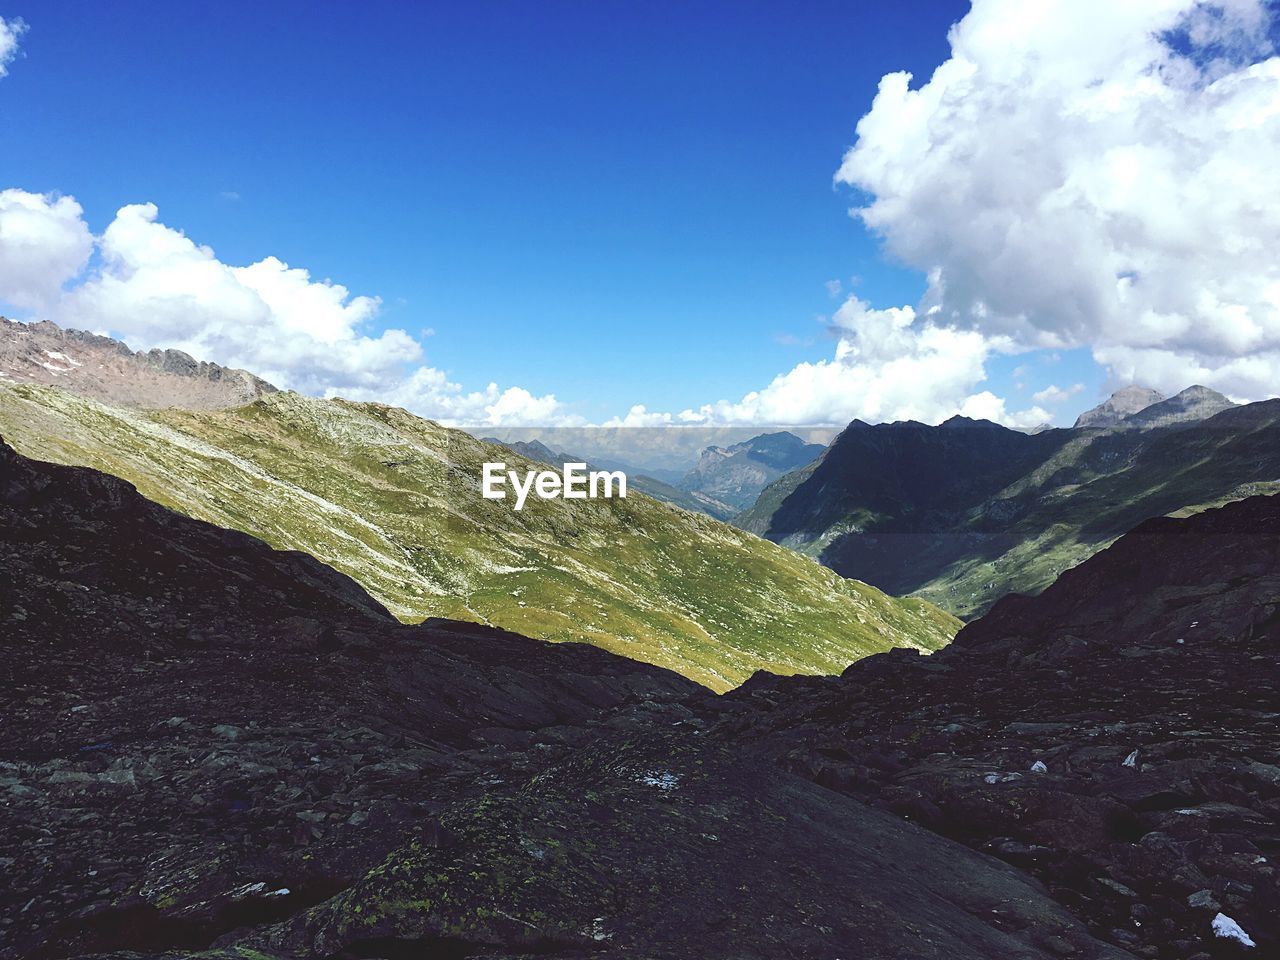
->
xmin=637 ymin=771 xmax=680 ymax=791
xmin=1212 ymin=913 xmax=1256 ymax=948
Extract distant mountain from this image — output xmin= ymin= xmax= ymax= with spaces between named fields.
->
xmin=679 ymin=430 xmax=825 ymax=511
xmin=740 ymin=399 xmax=1280 ymax=617
xmin=0 ymin=377 xmax=956 ymax=691
xmin=0 ymin=317 xmax=276 ymax=409
xmin=1073 ymin=384 xmax=1164 ymax=427
xmin=1119 ymin=384 xmax=1237 ymax=428
xmin=483 ymin=435 xmax=738 ymax=520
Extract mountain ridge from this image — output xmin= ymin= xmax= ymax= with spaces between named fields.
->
xmin=1074 ymin=384 xmax=1166 ymax=428
xmin=739 ymin=391 xmax=1280 ymax=617
xmin=0 ymin=382 xmax=957 ymax=690
xmin=0 ymin=317 xmax=277 ymax=410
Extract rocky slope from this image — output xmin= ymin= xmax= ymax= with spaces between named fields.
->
xmin=723 ymin=491 xmax=1280 ymax=956
xmin=0 ymin=439 xmax=1129 ymax=960
xmin=1121 ymin=386 xmax=1237 ymax=430
xmin=0 ymin=386 xmax=957 ymax=690
xmin=740 ymin=393 xmax=1280 ymax=618
xmin=0 ymin=319 xmax=275 ymax=410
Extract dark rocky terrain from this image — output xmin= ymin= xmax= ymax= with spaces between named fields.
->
xmin=727 ymin=493 xmax=1280 ymax=957
xmin=0 ymin=439 xmax=1124 ymax=960
xmin=0 ymin=318 xmax=275 ymax=410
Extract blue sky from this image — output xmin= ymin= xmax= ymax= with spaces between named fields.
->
xmin=3 ymin=1 xmax=1269 ymax=429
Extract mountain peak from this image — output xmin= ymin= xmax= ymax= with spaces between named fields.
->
xmin=680 ymin=430 xmax=825 ymax=510
xmin=1073 ymin=385 xmax=1165 ymax=428
xmin=939 ymin=414 xmax=1005 ymax=430
xmin=1120 ymin=384 xmax=1237 ymax=429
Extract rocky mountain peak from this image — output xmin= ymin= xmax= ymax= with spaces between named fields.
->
xmin=1120 ymin=384 xmax=1238 ymax=429
xmin=1073 ymin=385 xmax=1165 ymax=428
xmin=0 ymin=317 xmax=276 ymax=410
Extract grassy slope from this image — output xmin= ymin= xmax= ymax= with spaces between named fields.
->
xmin=0 ymin=384 xmax=957 ymax=690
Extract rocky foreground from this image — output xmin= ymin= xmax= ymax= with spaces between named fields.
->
xmin=726 ymin=494 xmax=1280 ymax=957
xmin=2 ymin=436 xmax=1276 ymax=958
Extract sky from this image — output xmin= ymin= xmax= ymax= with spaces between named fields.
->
xmin=1 ymin=0 xmax=1278 ymax=430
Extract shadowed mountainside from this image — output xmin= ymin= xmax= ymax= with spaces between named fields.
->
xmin=739 ymin=390 xmax=1280 ymax=618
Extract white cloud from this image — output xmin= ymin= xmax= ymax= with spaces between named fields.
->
xmin=0 ymin=189 xmax=93 ymax=311
xmin=1031 ymin=383 xmax=1085 ymax=406
xmin=54 ymin=201 xmax=416 ymax=396
xmin=0 ymin=193 xmax=566 ymax=426
xmin=0 ymin=15 xmax=25 ymax=77
xmin=339 ymin=366 xmax=578 ymax=428
xmin=835 ymin=0 xmax=1280 ymax=402
xmin=609 ymin=297 xmax=1046 ymax=428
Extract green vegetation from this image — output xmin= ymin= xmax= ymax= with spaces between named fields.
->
xmin=0 ymin=384 xmax=957 ymax=689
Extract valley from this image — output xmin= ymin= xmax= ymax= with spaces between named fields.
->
xmin=0 ymin=329 xmax=956 ymax=692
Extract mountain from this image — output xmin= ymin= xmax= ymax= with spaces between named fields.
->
xmin=726 ymin=491 xmax=1280 ymax=956
xmin=483 ymin=435 xmax=739 ymax=520
xmin=1074 ymin=385 xmax=1165 ymax=428
xmin=679 ymin=430 xmax=825 ymax=511
xmin=741 ymin=400 xmax=1280 ymax=618
xmin=1 ymin=438 xmax=1133 ymax=960
xmin=0 ymin=382 xmax=956 ymax=691
xmin=0 ymin=317 xmax=276 ymax=409
xmin=1119 ymin=384 xmax=1237 ymax=429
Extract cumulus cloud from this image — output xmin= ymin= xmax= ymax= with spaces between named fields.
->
xmin=52 ymin=201 xmax=419 ymax=396
xmin=0 ymin=192 xmax=565 ymax=426
xmin=0 ymin=15 xmax=25 ymax=77
xmin=339 ymin=366 xmax=576 ymax=428
xmin=0 ymin=190 xmax=93 ymax=311
xmin=606 ymin=297 xmax=1047 ymax=428
xmin=837 ymin=0 xmax=1280 ymax=401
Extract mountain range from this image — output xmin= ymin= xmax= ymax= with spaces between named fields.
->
xmin=0 ymin=320 xmax=956 ymax=691
xmin=740 ymin=385 xmax=1280 ymax=617
xmin=3 ymin=417 xmax=1274 ymax=957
